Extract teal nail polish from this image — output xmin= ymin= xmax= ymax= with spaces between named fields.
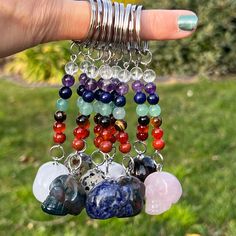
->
xmin=178 ymin=15 xmax=198 ymax=31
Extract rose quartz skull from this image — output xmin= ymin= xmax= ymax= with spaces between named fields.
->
xmin=144 ymin=171 xmax=182 ymax=215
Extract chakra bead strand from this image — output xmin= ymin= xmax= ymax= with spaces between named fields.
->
xmin=114 ymin=81 xmax=131 ymax=154
xmin=144 ymin=82 xmax=165 ymax=151
xmin=73 ymin=73 xmax=96 ymax=151
xmin=54 ymin=74 xmax=75 ymax=144
xmin=132 ymin=80 xmax=150 ymax=142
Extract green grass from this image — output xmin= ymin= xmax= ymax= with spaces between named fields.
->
xmin=0 ymin=77 xmax=236 ymax=236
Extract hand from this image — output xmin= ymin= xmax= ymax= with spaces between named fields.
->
xmin=0 ymin=0 xmax=198 ymax=58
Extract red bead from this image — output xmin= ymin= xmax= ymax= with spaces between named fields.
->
xmin=53 ymin=122 xmax=66 ymax=133
xmin=99 ymin=141 xmax=113 ymax=153
xmin=72 ymin=138 xmax=85 ymax=151
xmin=101 ymin=129 xmax=113 ymax=141
xmin=137 ymin=125 xmax=149 ymax=133
xmin=94 ymin=125 xmax=103 ymax=135
xmin=119 ymin=142 xmax=131 ymax=153
xmin=152 ymin=139 xmax=165 ymax=150
xmin=94 ymin=136 xmax=104 ymax=148
xmin=117 ymin=132 xmax=129 ymax=144
xmin=136 ymin=132 xmax=148 ymax=141
xmin=53 ymin=133 xmax=66 ymax=144
xmin=79 ymin=120 xmax=90 ymax=129
xmin=152 ymin=128 xmax=164 ymax=139
xmin=73 ymin=127 xmax=90 ymax=139
xmin=108 ymin=125 xmax=117 ymax=135
xmin=110 ymin=135 xmax=117 ymax=143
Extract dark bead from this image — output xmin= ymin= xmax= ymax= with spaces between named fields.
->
xmin=151 ymin=116 xmax=162 ymax=127
xmin=130 ymin=156 xmax=157 ymax=182
xmin=54 ymin=111 xmax=66 ymax=122
xmin=59 ymin=87 xmax=72 ymax=99
xmin=76 ymin=115 xmax=89 ymax=126
xmin=79 ymin=73 xmax=88 ymax=85
xmin=134 ymin=92 xmax=146 ymax=104
xmin=114 ymin=95 xmax=126 ymax=107
xmin=138 ymin=116 xmax=150 ymax=126
xmin=147 ymin=93 xmax=159 ymax=105
xmin=100 ymin=92 xmax=112 ymax=104
xmin=111 ymin=90 xmax=119 ymax=101
xmin=94 ymin=113 xmax=102 ymax=124
xmin=115 ymin=120 xmax=127 ymax=131
xmin=77 ymin=85 xmax=86 ymax=96
xmin=94 ymin=89 xmax=103 ymax=101
xmin=99 ymin=116 xmax=111 ymax=128
xmin=110 ymin=115 xmax=116 ymax=125
xmin=82 ymin=90 xmax=95 ymax=103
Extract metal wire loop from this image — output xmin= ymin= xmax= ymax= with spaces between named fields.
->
xmin=133 ymin=140 xmax=147 ymax=155
xmin=49 ymin=145 xmax=65 ymax=162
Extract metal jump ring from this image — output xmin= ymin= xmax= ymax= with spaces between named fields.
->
xmin=133 ymin=140 xmax=147 ymax=155
xmin=152 ymin=150 xmax=164 ymax=171
xmin=122 ymin=154 xmax=134 ymax=175
xmin=67 ymin=152 xmax=82 ymax=173
xmin=91 ymin=149 xmax=106 ymax=167
xmin=49 ymin=145 xmax=65 ymax=161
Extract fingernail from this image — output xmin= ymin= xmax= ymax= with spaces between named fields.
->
xmin=178 ymin=15 xmax=198 ymax=31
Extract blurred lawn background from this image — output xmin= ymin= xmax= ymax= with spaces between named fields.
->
xmin=0 ymin=0 xmax=236 ymax=235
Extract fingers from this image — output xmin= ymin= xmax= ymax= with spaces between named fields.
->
xmin=49 ymin=1 xmax=198 ymax=42
xmin=140 ymin=10 xmax=198 ymax=40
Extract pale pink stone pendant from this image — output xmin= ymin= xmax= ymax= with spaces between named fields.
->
xmin=144 ymin=171 xmax=182 ymax=215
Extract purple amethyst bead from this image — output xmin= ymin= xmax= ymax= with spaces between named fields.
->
xmin=79 ymin=73 xmax=88 ymax=85
xmin=132 ymin=81 xmax=144 ymax=92
xmin=62 ymin=74 xmax=75 ymax=87
xmin=145 ymin=82 xmax=156 ymax=94
xmin=85 ymin=78 xmax=97 ymax=91
xmin=102 ymin=80 xmax=116 ymax=92
xmin=116 ymin=82 xmax=129 ymax=95
xmin=97 ymin=78 xmax=104 ymax=89
xmin=111 ymin=78 xmax=120 ymax=87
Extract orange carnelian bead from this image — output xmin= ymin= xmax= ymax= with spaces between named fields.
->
xmin=137 ymin=125 xmax=149 ymax=133
xmin=53 ymin=122 xmax=66 ymax=133
xmin=136 ymin=132 xmax=148 ymax=141
xmin=152 ymin=128 xmax=164 ymax=139
xmin=53 ymin=133 xmax=66 ymax=144
xmin=110 ymin=135 xmax=116 ymax=143
xmin=72 ymin=138 xmax=85 ymax=151
xmin=99 ymin=141 xmax=113 ymax=153
xmin=101 ymin=129 xmax=113 ymax=141
xmin=116 ymin=132 xmax=129 ymax=144
xmin=73 ymin=127 xmax=90 ymax=139
xmin=94 ymin=136 xmax=104 ymax=147
xmin=119 ymin=142 xmax=131 ymax=153
xmin=108 ymin=125 xmax=117 ymax=135
xmin=152 ymin=139 xmax=165 ymax=150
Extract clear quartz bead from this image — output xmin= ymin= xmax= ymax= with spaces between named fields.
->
xmin=131 ymin=66 xmax=143 ymax=81
xmin=143 ymin=69 xmax=156 ymax=83
xmin=86 ymin=65 xmax=99 ymax=79
xmin=80 ymin=60 xmax=91 ymax=73
xmin=99 ymin=64 xmax=113 ymax=80
xmin=112 ymin=65 xmax=122 ymax=79
xmin=118 ymin=69 xmax=131 ymax=83
xmin=65 ymin=61 xmax=79 ymax=75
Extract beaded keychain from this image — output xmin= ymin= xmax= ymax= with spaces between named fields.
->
xmin=33 ymin=0 xmax=182 ymax=219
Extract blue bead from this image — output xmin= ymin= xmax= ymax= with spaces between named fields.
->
xmin=59 ymin=87 xmax=72 ymax=99
xmin=114 ymin=95 xmax=126 ymax=107
xmin=77 ymin=85 xmax=86 ymax=96
xmin=82 ymin=90 xmax=95 ymax=103
xmin=100 ymin=92 xmax=112 ymax=104
xmin=134 ymin=92 xmax=146 ymax=104
xmin=94 ymin=89 xmax=103 ymax=101
xmin=147 ymin=93 xmax=159 ymax=105
xmin=111 ymin=90 xmax=119 ymax=101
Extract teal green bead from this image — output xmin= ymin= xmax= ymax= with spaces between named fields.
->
xmin=113 ymin=107 xmax=126 ymax=119
xmin=99 ymin=103 xmax=112 ymax=116
xmin=76 ymin=97 xmax=84 ymax=108
xmin=56 ymin=98 xmax=68 ymax=111
xmin=93 ymin=101 xmax=102 ymax=113
xmin=80 ymin=102 xmax=93 ymax=116
xmin=149 ymin=104 xmax=161 ymax=117
xmin=110 ymin=101 xmax=115 ymax=111
xmin=136 ymin=104 xmax=149 ymax=116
